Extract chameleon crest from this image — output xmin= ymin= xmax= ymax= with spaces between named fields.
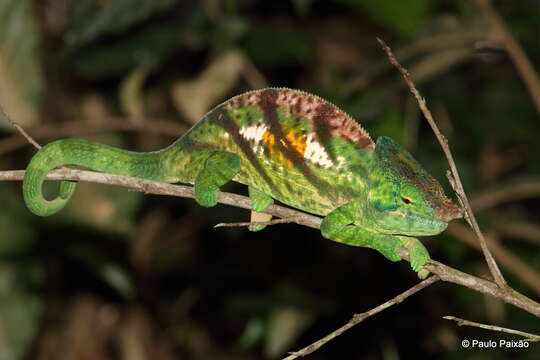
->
xmin=22 ymin=87 xmax=462 ymax=277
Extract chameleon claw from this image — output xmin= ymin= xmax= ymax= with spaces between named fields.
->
xmin=417 ymin=268 xmax=430 ymax=279
xmin=409 ymin=250 xmax=429 ymax=273
xmin=396 ymin=236 xmax=430 ymax=274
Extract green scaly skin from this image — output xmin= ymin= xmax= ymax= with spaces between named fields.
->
xmin=23 ymin=88 xmax=462 ymax=277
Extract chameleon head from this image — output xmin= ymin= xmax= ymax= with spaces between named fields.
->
xmin=366 ymin=136 xmax=462 ymax=236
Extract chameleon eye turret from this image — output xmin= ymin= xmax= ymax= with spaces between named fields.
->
xmin=23 ymin=88 xmax=461 ymax=276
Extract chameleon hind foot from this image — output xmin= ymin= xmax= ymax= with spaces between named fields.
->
xmin=249 ymin=211 xmax=272 ymax=232
xmin=248 ymin=186 xmax=274 ymax=231
xmin=194 ymin=151 xmax=241 ymax=207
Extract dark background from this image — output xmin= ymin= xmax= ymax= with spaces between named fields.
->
xmin=0 ymin=0 xmax=539 ymax=359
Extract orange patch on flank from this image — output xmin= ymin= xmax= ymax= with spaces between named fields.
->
xmin=261 ymin=128 xmax=307 ymax=167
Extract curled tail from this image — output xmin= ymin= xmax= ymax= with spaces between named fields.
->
xmin=23 ymin=139 xmax=170 ymax=216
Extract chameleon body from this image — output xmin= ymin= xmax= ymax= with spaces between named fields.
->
xmin=23 ymin=88 xmax=462 ymax=275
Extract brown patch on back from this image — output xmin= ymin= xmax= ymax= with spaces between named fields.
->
xmin=223 ymin=87 xmax=375 ymax=151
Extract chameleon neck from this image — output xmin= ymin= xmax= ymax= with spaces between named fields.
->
xmin=23 ymin=139 xmax=172 ymax=216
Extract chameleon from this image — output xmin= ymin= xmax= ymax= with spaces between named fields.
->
xmin=22 ymin=88 xmax=462 ymax=276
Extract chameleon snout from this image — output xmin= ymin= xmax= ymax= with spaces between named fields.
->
xmin=435 ymin=199 xmax=463 ymax=222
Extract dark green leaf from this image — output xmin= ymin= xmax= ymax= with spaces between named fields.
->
xmin=67 ymin=0 xmax=177 ymax=46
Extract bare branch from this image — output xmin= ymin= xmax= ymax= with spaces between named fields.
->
xmin=377 ymin=37 xmax=507 ymax=288
xmin=282 ymin=276 xmax=440 ymax=360
xmin=214 ymin=217 xmax=302 ymax=228
xmin=1 ymin=169 xmax=539 ymax=317
xmin=443 ymin=316 xmax=540 ymax=341
xmin=446 ymin=223 xmax=540 ymax=297
xmin=0 ymin=104 xmax=42 ymax=150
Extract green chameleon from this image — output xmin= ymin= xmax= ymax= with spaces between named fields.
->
xmin=23 ymin=88 xmax=462 ymax=276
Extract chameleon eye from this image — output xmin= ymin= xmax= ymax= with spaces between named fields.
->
xmin=401 ymin=197 xmax=413 ymax=205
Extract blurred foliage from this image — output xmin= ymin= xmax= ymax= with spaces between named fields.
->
xmin=0 ymin=0 xmax=539 ymax=359
xmin=67 ymin=0 xmax=177 ymax=45
xmin=0 ymin=0 xmax=43 ymax=128
xmin=337 ymin=0 xmax=433 ymax=35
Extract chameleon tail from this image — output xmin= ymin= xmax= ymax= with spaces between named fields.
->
xmin=23 ymin=139 xmax=169 ymax=216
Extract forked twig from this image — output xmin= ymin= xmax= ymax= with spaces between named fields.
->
xmin=376 ymin=38 xmax=507 ymax=288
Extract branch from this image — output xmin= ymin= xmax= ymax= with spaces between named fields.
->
xmin=0 ymin=103 xmax=41 ymax=150
xmin=472 ymin=0 xmax=540 ymax=116
xmin=447 ymin=223 xmax=540 ymax=297
xmin=0 ymin=169 xmax=321 ymax=228
xmin=377 ymin=38 xmax=507 ymax=288
xmin=1 ymin=168 xmax=539 ymax=317
xmin=443 ymin=316 xmax=540 ymax=342
xmin=282 ymin=276 xmax=440 ymax=360
xmin=214 ymin=217 xmax=302 ymax=228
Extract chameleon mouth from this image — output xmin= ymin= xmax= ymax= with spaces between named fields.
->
xmin=434 ymin=199 xmax=463 ymax=223
xmin=379 ymin=209 xmax=449 ymax=236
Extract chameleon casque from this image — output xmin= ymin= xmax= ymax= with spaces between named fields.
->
xmin=23 ymin=88 xmax=462 ymax=276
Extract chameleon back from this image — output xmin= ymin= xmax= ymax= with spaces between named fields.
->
xmin=168 ymin=88 xmax=376 ymax=216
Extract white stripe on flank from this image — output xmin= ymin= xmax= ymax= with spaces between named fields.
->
xmin=304 ymin=133 xmax=333 ymax=168
xmin=239 ymin=124 xmax=268 ymax=142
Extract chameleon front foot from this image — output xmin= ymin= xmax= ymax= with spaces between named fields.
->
xmin=396 ymin=236 xmax=430 ymax=276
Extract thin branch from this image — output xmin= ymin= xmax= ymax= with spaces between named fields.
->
xmin=0 ymin=104 xmax=42 ymax=150
xmin=377 ymin=38 xmax=507 ymax=288
xmin=342 ymin=31 xmax=486 ymax=96
xmin=446 ymin=223 xmax=540 ymax=297
xmin=282 ymin=276 xmax=440 ymax=360
xmin=1 ymin=169 xmax=539 ymax=317
xmin=472 ymin=0 xmax=540 ymax=116
xmin=214 ymin=217 xmax=301 ymax=228
xmin=443 ymin=316 xmax=540 ymax=342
